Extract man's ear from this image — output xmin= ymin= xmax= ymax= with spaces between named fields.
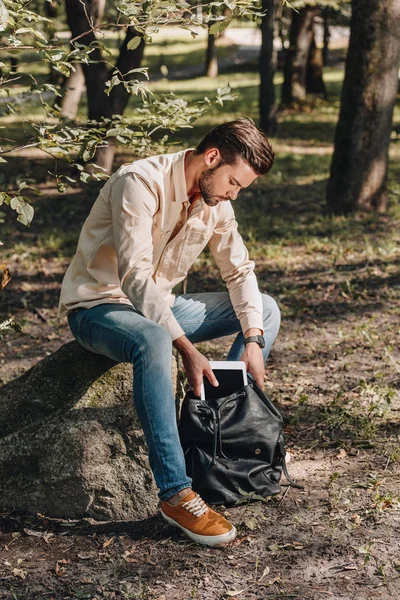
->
xmin=204 ymin=147 xmax=221 ymax=167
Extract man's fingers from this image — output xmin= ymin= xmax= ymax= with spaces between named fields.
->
xmin=254 ymin=375 xmax=264 ymax=388
xmin=205 ymin=370 xmax=219 ymax=388
xmin=248 ymin=368 xmax=264 ymax=389
xmin=193 ymin=383 xmax=202 ymax=397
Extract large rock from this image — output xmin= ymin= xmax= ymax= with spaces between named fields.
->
xmin=0 ymin=341 xmax=178 ymax=521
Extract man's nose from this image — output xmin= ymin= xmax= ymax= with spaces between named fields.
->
xmin=229 ymin=189 xmax=239 ymax=201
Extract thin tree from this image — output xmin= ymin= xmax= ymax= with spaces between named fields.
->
xmin=327 ymin=0 xmax=400 ymax=214
xmin=306 ymin=34 xmax=327 ymax=99
xmin=205 ymin=29 xmax=218 ymax=77
xmin=205 ymin=4 xmax=221 ymax=78
xmin=281 ymin=5 xmax=318 ymax=105
xmin=64 ymin=0 xmax=145 ymax=172
xmin=259 ymin=0 xmax=280 ymax=134
xmin=322 ymin=6 xmax=330 ymax=66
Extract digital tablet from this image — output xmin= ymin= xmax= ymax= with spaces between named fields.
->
xmin=200 ymin=361 xmax=248 ymax=401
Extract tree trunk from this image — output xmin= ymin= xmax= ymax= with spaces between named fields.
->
xmin=109 ymin=27 xmax=145 ymax=116
xmin=92 ymin=27 xmax=145 ymax=171
xmin=306 ymin=34 xmax=327 ymax=99
xmin=281 ymin=6 xmax=318 ymax=105
xmin=45 ymin=0 xmax=59 ymax=86
xmin=326 ymin=0 xmax=400 ymax=214
xmin=259 ymin=0 xmax=278 ymax=134
xmin=205 ymin=5 xmax=219 ymax=78
xmin=65 ymin=0 xmax=108 ymax=121
xmin=60 ymin=63 xmax=86 ymax=118
xmin=64 ymin=0 xmax=145 ymax=172
xmin=205 ymin=31 xmax=218 ymax=77
xmin=322 ymin=7 xmax=330 ymax=66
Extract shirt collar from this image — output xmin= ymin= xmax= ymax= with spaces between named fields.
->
xmin=172 ymin=148 xmax=194 ymax=203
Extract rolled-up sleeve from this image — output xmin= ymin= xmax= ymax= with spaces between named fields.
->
xmin=110 ymin=173 xmax=185 ymax=340
xmin=208 ymin=201 xmax=263 ymax=334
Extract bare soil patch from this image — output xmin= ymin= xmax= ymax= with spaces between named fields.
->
xmin=1 ymin=168 xmax=400 ymax=600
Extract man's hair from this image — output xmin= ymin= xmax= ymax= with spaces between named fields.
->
xmin=195 ymin=118 xmax=274 ymax=176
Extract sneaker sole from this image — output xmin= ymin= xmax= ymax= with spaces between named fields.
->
xmin=160 ymin=510 xmax=237 ymax=547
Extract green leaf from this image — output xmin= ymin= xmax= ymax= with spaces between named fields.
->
xmin=127 ymin=36 xmax=141 ymax=51
xmin=80 ymin=172 xmax=91 ymax=183
xmin=218 ymin=18 xmax=231 ymax=34
xmin=15 ymin=27 xmax=33 ymax=35
xmin=9 ymin=196 xmax=34 ymax=226
xmin=106 ymin=127 xmax=131 ymax=137
xmin=209 ymin=21 xmax=222 ymax=35
xmin=123 ymin=67 xmax=148 ymax=78
xmin=0 ymin=1 xmax=9 ymax=31
xmin=33 ymin=29 xmax=47 ymax=42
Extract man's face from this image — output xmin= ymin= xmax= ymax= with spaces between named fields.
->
xmin=198 ymin=152 xmax=258 ymax=207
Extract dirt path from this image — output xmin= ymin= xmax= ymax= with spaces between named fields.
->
xmin=1 ymin=142 xmax=400 ymax=598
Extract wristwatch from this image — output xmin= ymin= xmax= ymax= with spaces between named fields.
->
xmin=244 ymin=335 xmax=265 ymax=349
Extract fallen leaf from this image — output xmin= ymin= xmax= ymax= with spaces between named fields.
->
xmin=102 ymin=537 xmax=115 ymax=549
xmin=244 ymin=517 xmax=258 ymax=531
xmin=23 ymin=528 xmax=43 ymax=537
xmin=0 ymin=266 xmax=11 ymax=290
xmin=12 ymin=567 xmax=26 ymax=579
xmin=55 ymin=559 xmax=69 ymax=576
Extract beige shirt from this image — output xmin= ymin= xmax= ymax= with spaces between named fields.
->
xmin=58 ymin=149 xmax=263 ymax=340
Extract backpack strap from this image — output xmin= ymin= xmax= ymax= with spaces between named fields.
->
xmin=282 ymin=456 xmax=304 ymax=490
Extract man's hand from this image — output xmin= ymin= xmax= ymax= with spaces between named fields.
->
xmin=174 ymin=335 xmax=219 ymax=397
xmin=241 ymin=328 xmax=265 ymax=389
xmin=240 ymin=343 xmax=265 ymax=388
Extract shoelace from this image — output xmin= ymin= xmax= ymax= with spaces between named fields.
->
xmin=181 ymin=494 xmax=209 ymax=518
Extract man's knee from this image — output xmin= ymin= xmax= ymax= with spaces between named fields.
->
xmin=130 ymin=321 xmax=172 ymax=364
xmin=261 ymin=293 xmax=281 ymax=325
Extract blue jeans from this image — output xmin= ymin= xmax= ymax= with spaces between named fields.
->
xmin=67 ymin=292 xmax=280 ymax=501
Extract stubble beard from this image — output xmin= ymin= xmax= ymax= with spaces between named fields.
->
xmin=198 ymin=166 xmax=221 ymax=207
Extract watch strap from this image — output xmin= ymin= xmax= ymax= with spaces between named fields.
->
xmin=244 ymin=335 xmax=265 ymax=348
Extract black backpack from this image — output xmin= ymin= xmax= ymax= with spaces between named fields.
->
xmin=178 ymin=380 xmax=302 ymax=505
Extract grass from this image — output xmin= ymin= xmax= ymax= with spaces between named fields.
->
xmin=1 ymin=27 xmax=400 ymax=380
xmin=1 ymin=27 xmax=400 ymax=600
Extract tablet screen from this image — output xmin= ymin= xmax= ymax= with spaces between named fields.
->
xmin=203 ymin=368 xmax=246 ymax=401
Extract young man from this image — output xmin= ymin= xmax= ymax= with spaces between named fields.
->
xmin=58 ymin=118 xmax=280 ymax=547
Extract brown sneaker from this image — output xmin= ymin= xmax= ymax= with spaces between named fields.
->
xmin=161 ymin=490 xmax=237 ymax=547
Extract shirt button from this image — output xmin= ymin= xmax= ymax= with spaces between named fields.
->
xmin=177 ymin=222 xmax=182 ymax=227
xmin=158 ymin=272 xmax=164 ymax=277
xmin=160 ymin=234 xmax=165 ymax=239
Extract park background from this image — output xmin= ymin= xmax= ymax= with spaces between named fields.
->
xmin=0 ymin=1 xmax=399 ymax=599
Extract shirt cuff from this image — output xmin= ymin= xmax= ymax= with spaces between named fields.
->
xmin=163 ymin=315 xmax=186 ymax=341
xmin=240 ymin=312 xmax=264 ymax=336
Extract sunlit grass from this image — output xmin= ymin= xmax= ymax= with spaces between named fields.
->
xmin=1 ymin=29 xmax=399 ymax=271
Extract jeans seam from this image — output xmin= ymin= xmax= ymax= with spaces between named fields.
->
xmin=159 ymin=482 xmax=192 ymax=502
xmin=79 ymin=318 xmax=171 ymax=490
xmin=72 ymin=315 xmax=178 ymax=494
xmin=137 ymin=341 xmax=170 ymax=493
